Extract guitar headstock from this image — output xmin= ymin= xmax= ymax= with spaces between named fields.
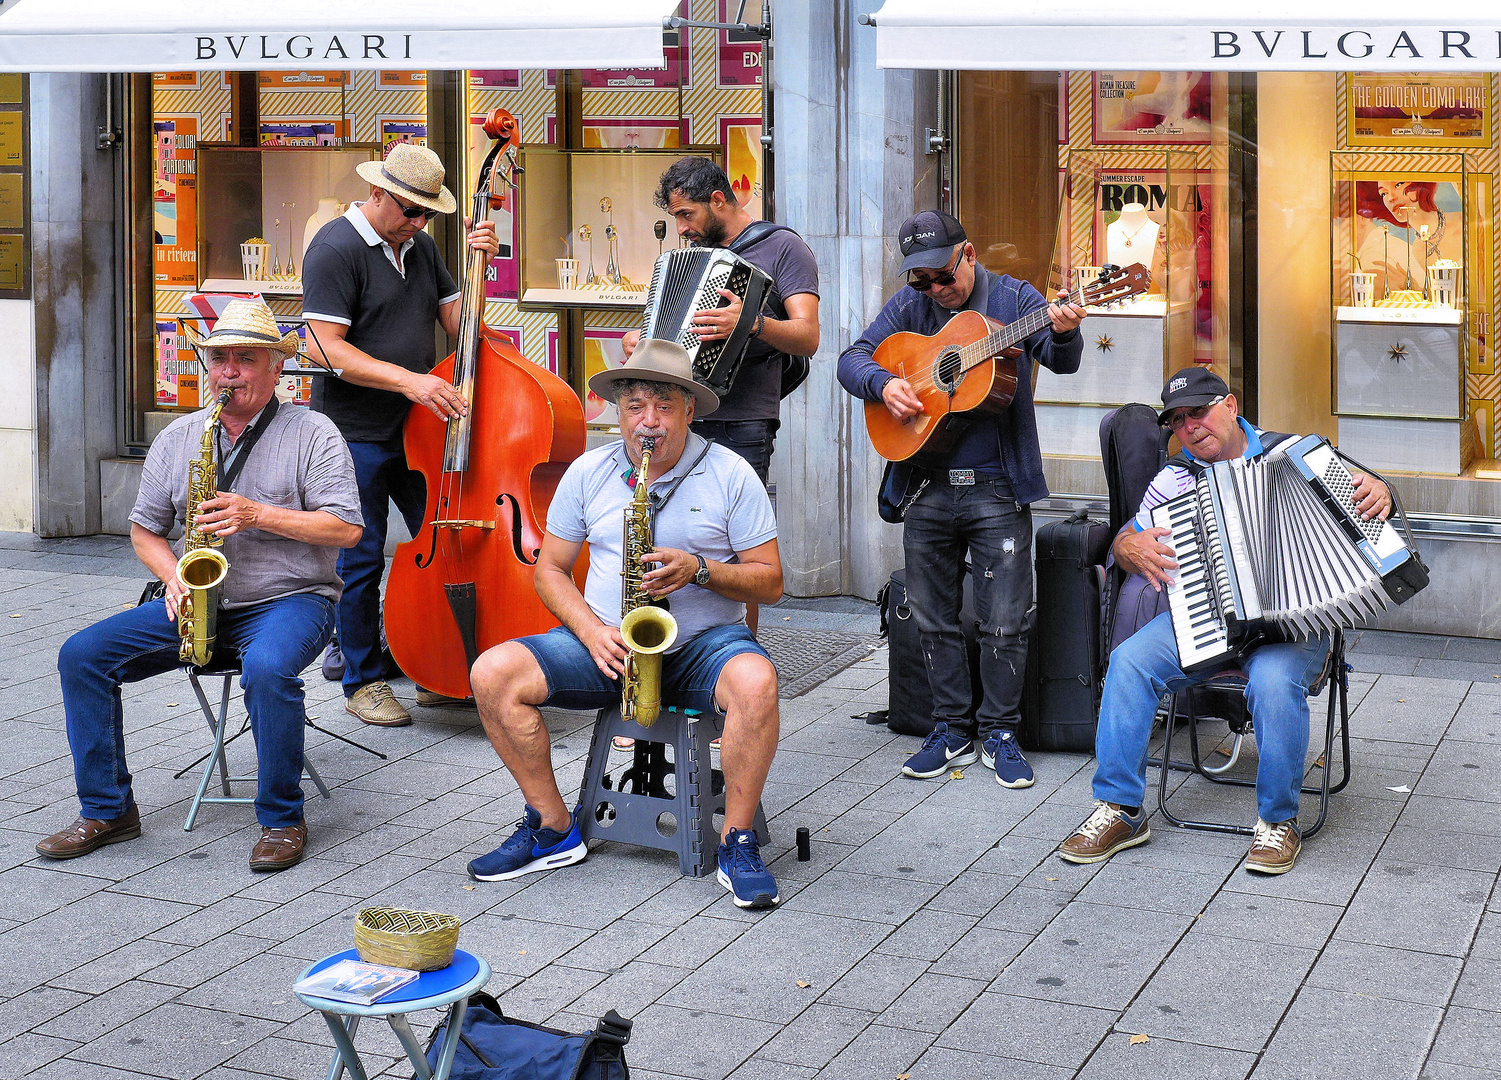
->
xmin=1081 ymin=263 xmax=1152 ymax=308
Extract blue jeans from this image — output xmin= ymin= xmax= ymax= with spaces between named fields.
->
xmin=902 ymin=479 xmax=1034 ymax=740
xmin=58 ymin=593 xmax=335 ymax=828
xmin=1093 ymin=612 xmax=1331 ymax=824
xmin=338 ymin=438 xmax=426 ymax=695
xmin=518 ymin=623 xmax=770 ymax=715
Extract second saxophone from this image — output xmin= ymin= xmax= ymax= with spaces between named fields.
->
xmin=619 ymin=435 xmax=678 ymax=726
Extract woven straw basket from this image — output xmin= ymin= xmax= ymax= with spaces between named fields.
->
xmin=353 ymin=907 xmax=461 ymax=971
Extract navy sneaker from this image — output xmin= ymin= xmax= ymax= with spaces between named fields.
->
xmin=901 ymin=722 xmax=979 ymax=779
xmin=717 ymin=828 xmax=779 ymax=909
xmin=468 ymin=805 xmax=587 ymax=882
xmin=981 ymin=731 xmax=1035 ymax=788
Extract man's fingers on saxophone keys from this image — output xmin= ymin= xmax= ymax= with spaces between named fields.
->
xmin=640 ymin=548 xmax=692 ymax=595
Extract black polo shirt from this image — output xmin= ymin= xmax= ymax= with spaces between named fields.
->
xmin=303 ymin=207 xmax=460 ymax=443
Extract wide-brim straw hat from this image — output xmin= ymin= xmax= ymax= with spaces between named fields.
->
xmin=355 ymin=143 xmax=457 ymax=215
xmin=589 ymin=339 xmax=719 ymax=416
xmin=181 ymin=298 xmax=301 ymax=357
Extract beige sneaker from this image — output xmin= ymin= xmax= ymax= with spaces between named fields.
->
xmin=414 ymin=687 xmax=474 ymax=709
xmin=346 ymin=681 xmax=412 ymax=727
xmin=1058 ymin=801 xmax=1151 ymax=864
xmin=1245 ymin=818 xmax=1301 ymax=874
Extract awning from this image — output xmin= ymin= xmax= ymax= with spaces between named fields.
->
xmin=866 ymin=0 xmax=1501 ymax=72
xmin=0 ymin=0 xmax=679 ymax=73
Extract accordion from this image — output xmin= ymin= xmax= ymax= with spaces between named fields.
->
xmin=1152 ymin=434 xmax=1429 ymax=672
xmin=639 ymin=248 xmax=772 ymax=399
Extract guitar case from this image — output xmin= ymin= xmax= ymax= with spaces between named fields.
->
xmin=881 ymin=566 xmax=981 ymax=737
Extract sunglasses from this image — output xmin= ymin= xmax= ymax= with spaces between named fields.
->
xmin=907 ymin=247 xmax=965 ymax=292
xmin=1162 ymin=396 xmax=1225 ymax=430
xmin=388 ymin=192 xmax=441 ymax=221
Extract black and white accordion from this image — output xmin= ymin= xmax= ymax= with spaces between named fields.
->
xmin=639 ymin=248 xmax=772 ymax=398
xmin=1153 ymin=434 xmax=1430 ymax=672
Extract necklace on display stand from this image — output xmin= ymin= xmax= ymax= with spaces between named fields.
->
xmin=1119 ymin=221 xmax=1150 ymax=248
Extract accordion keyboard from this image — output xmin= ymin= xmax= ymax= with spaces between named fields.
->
xmin=1154 ymin=491 xmax=1237 ymax=671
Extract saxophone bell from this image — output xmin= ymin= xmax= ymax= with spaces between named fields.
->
xmin=620 ymin=604 xmax=677 ymax=726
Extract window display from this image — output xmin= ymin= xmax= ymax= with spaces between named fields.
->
xmin=516 ymin=147 xmax=718 ymax=310
xmin=1331 ymin=151 xmax=1474 ymax=474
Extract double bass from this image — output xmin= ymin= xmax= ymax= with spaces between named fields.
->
xmin=384 ymin=110 xmax=586 ymax=698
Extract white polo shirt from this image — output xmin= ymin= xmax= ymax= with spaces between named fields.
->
xmin=546 ymin=434 xmax=778 ymax=649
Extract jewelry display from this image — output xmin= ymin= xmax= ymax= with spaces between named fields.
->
xmin=282 ymin=202 xmax=297 ymax=279
xmin=601 ymin=198 xmax=627 ymax=285
xmin=271 ymin=220 xmax=282 ymax=278
xmin=578 ymin=224 xmax=598 ymax=286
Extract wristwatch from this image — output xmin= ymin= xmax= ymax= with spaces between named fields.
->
xmin=693 ymin=554 xmax=711 ymax=586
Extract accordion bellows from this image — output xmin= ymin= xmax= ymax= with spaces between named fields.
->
xmin=640 ymin=248 xmax=771 ymax=399
xmin=1154 ymin=434 xmax=1429 ymax=671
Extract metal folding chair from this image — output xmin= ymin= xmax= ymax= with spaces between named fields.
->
xmin=1154 ymin=629 xmax=1353 ymax=839
xmin=177 ymin=653 xmax=332 ymax=832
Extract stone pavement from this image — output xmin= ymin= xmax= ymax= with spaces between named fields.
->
xmin=0 ymin=531 xmax=1498 ymax=1080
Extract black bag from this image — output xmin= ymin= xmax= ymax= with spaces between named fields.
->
xmin=727 ymin=220 xmax=811 ymax=398
xmin=424 ymin=992 xmax=631 ymax=1080
xmin=1019 ymin=509 xmax=1111 ymax=752
xmin=1098 ymin=404 xmax=1172 ymax=655
xmin=880 ymin=566 xmax=980 ymax=737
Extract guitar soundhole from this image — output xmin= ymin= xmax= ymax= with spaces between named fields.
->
xmin=933 ymin=347 xmax=965 ymax=393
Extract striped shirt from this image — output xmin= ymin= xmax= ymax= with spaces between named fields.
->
xmin=1130 ymin=418 xmax=1266 ymax=533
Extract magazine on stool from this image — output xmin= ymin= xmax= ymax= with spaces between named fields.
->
xmin=294 ymin=958 xmax=419 ymax=1005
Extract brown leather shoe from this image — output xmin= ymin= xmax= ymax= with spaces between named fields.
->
xmin=1058 ymin=801 xmax=1151 ymax=864
xmin=249 ymin=823 xmax=307 ymax=872
xmin=35 ymin=804 xmax=142 ymax=859
xmin=1245 ymin=818 xmax=1301 ymax=875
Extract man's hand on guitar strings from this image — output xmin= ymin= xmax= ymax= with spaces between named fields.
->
xmin=881 ymin=377 xmax=924 ymax=421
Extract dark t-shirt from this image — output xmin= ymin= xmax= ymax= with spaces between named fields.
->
xmin=711 ymin=224 xmax=820 ymax=422
xmin=302 ymin=213 xmax=459 ymax=443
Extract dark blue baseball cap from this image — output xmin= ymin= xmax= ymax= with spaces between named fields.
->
xmin=898 ymin=210 xmax=967 ymax=274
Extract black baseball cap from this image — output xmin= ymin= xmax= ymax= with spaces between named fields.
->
xmin=1158 ymin=367 xmax=1230 ymax=423
xmin=898 ymin=210 xmax=967 ymax=274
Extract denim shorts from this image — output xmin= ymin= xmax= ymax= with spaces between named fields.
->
xmin=518 ymin=622 xmax=771 ymax=715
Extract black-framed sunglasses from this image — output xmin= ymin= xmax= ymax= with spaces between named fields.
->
xmin=1162 ymin=396 xmax=1225 ymax=430
xmin=907 ymin=247 xmax=965 ymax=292
xmin=388 ymin=192 xmax=441 ymax=221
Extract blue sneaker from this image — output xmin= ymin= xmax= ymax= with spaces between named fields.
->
xmin=717 ymin=828 xmax=779 ymax=909
xmin=468 ymin=805 xmax=587 ymax=882
xmin=901 ymin=722 xmax=979 ymax=779
xmin=981 ymin=731 xmax=1035 ymax=788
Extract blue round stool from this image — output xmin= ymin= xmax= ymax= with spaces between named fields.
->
xmin=294 ymin=948 xmax=491 ymax=1080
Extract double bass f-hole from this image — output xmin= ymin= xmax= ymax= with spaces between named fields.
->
xmin=496 ymin=493 xmax=540 ymax=564
xmin=414 ymin=494 xmax=454 ymax=569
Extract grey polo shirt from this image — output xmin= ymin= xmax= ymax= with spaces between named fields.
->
xmin=546 ymin=434 xmax=778 ymax=649
xmin=130 ymin=403 xmax=363 ymax=608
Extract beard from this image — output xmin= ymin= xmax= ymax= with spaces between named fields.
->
xmin=693 ymin=215 xmax=729 ymax=248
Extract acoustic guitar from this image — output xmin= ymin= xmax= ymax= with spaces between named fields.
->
xmin=864 ymin=263 xmax=1152 ymax=462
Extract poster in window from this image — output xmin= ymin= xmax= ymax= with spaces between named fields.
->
xmin=718 ymin=0 xmax=763 ymax=87
xmin=379 ymin=118 xmax=427 ymax=150
xmin=470 ymin=71 xmax=521 ymax=89
xmin=1092 ymin=72 xmax=1211 ymax=146
xmin=258 ymin=71 xmax=348 ymax=91
xmin=547 ymin=4 xmax=688 ymax=90
xmin=1347 ymin=173 xmax=1463 ymax=299
xmin=377 ymin=71 xmax=426 ymax=88
xmin=153 ymin=116 xmax=198 ymax=287
xmin=259 ymin=120 xmax=350 ymax=147
xmin=0 ymin=235 xmax=23 ymax=291
xmin=720 ymin=117 xmax=763 ymax=220
xmin=156 ymin=319 xmax=200 ymax=408
xmin=583 ymin=328 xmax=631 ymax=426
xmin=152 ymin=72 xmax=198 ymax=89
xmin=581 ymin=118 xmax=682 ymax=149
xmin=1345 ymin=74 xmax=1489 ymax=148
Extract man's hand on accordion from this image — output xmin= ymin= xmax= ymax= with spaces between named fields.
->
xmin=1350 ymin=472 xmax=1393 ymax=522
xmin=689 ymin=290 xmax=745 ymax=344
xmin=1115 ymin=525 xmax=1179 ymax=593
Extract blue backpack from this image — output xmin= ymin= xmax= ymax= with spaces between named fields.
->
xmin=425 ymin=993 xmax=631 ymax=1080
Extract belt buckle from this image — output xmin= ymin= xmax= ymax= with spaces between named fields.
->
xmin=947 ymin=469 xmax=976 ymax=486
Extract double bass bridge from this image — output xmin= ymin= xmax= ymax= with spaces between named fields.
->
xmin=430 ymin=519 xmax=496 ymax=530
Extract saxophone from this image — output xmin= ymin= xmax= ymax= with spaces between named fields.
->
xmin=176 ymin=387 xmax=232 ymax=666
xmin=619 ymin=435 xmax=677 ymax=726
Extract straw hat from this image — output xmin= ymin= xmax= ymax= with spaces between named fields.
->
xmin=355 ymin=143 xmax=457 ymax=215
xmin=588 ymin=339 xmax=719 ymax=416
xmin=181 ymin=298 xmax=300 ymax=357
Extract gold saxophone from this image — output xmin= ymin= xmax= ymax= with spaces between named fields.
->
xmin=176 ymin=387 xmax=232 ymax=667
xmin=619 ymin=436 xmax=677 ymax=726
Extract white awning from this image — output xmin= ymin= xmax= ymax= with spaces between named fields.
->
xmin=0 ymin=0 xmax=679 ymax=73
xmin=866 ymin=0 xmax=1501 ymax=72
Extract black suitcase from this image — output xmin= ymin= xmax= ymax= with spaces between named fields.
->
xmin=1019 ymin=509 xmax=1112 ymax=752
xmin=882 ymin=566 xmax=980 ymax=737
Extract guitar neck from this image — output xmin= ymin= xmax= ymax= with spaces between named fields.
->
xmin=958 ymin=283 xmax=1080 ymax=375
